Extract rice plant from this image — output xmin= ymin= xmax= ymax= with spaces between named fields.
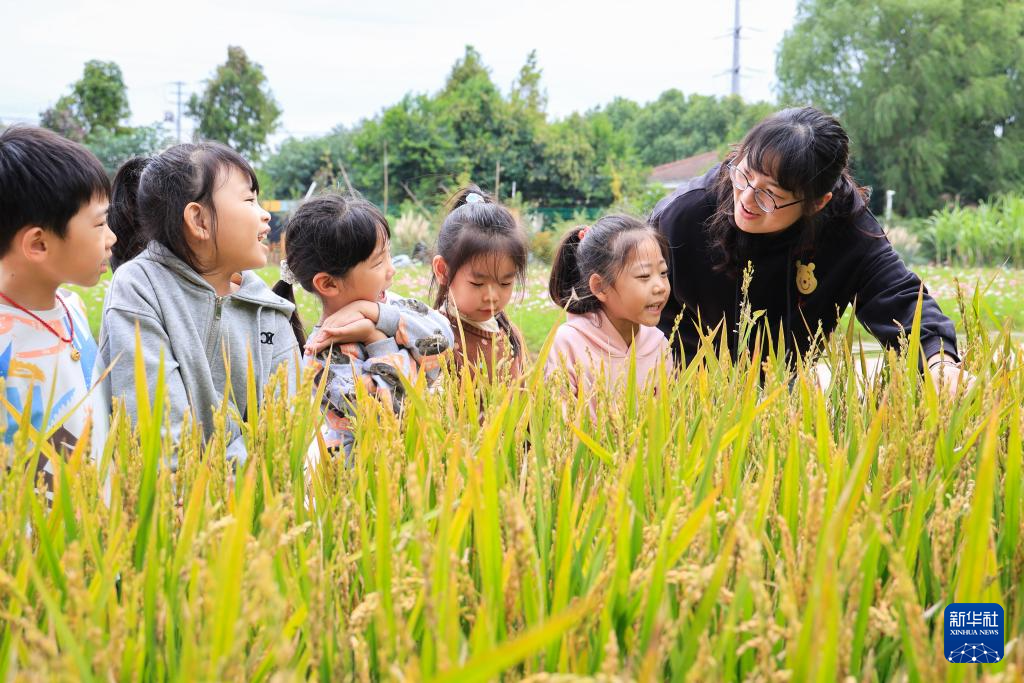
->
xmin=0 ymin=292 xmax=1021 ymax=681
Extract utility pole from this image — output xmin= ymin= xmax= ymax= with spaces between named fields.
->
xmin=494 ymin=160 xmax=501 ymax=199
xmin=383 ymin=140 xmax=389 ymax=215
xmin=172 ymin=81 xmax=185 ymax=142
xmin=731 ymin=0 xmax=741 ymax=97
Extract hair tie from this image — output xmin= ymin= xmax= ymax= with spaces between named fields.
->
xmin=577 ymin=225 xmax=590 ymax=241
xmin=465 ymin=192 xmax=484 ymax=204
xmin=279 ymin=259 xmax=299 ymax=286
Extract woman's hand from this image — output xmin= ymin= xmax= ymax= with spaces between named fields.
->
xmin=927 ymin=353 xmax=975 ymax=394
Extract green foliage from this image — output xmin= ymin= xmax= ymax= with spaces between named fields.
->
xmin=510 ymin=49 xmax=547 ymax=115
xmin=2 ymin=285 xmax=1022 ymax=679
xmin=39 ymin=60 xmax=131 ymax=143
xmin=631 ymin=91 xmax=774 ymax=167
xmin=262 ymin=47 xmax=769 ymax=211
xmin=263 ymin=129 xmax=355 ymax=199
xmin=919 ymin=194 xmax=1024 ymax=265
xmin=86 ymin=124 xmax=174 ymax=175
xmin=778 ymin=0 xmax=1024 ymax=216
xmin=73 ymin=61 xmax=131 ymax=134
xmin=187 ymin=46 xmax=282 ymax=160
xmin=528 ymin=230 xmax=557 ymax=264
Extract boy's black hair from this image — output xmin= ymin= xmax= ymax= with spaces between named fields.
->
xmin=0 ymin=126 xmax=110 ymax=256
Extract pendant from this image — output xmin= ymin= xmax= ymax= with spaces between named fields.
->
xmin=795 ymin=260 xmax=818 ymax=295
xmin=70 ymin=347 xmax=81 ymax=362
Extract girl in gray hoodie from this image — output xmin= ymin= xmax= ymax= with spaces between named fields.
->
xmin=101 ymin=143 xmax=299 ymax=466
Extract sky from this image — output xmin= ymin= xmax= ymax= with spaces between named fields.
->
xmin=1 ymin=0 xmax=800 ymax=145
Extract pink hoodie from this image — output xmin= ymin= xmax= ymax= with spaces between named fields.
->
xmin=544 ymin=309 xmax=670 ymax=396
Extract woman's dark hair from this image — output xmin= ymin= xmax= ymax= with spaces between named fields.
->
xmin=272 ymin=193 xmax=390 ymax=346
xmin=707 ymin=106 xmax=868 ymax=275
xmin=549 ymin=214 xmax=668 ymax=315
xmin=108 ymin=141 xmax=258 ymax=271
xmin=431 ymin=185 xmax=529 ymax=358
xmin=0 ymin=125 xmax=110 ymax=256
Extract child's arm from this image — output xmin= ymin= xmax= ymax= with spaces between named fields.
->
xmin=374 ymin=296 xmax=454 ymax=350
xmin=307 ymin=297 xmax=452 ymax=354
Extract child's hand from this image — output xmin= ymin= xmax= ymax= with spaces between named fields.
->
xmin=307 ymin=317 xmax=386 ymax=352
xmin=319 ymin=301 xmax=379 ymax=330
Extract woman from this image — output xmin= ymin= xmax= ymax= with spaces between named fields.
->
xmin=653 ymin=106 xmax=967 ymax=387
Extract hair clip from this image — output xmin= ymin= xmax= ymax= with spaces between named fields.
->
xmin=577 ymin=225 xmax=590 ymax=240
xmin=280 ymin=259 xmax=299 ymax=286
xmin=465 ymin=192 xmax=484 ymax=204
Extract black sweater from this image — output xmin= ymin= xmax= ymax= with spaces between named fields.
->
xmin=652 ymin=166 xmax=958 ymax=366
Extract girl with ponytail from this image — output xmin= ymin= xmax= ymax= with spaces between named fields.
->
xmin=545 ymin=214 xmax=671 ymax=396
xmin=430 ymin=185 xmax=529 ymax=380
xmin=101 ymin=142 xmax=299 ymax=466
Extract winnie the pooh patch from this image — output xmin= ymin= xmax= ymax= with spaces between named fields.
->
xmin=795 ymin=260 xmax=817 ymax=295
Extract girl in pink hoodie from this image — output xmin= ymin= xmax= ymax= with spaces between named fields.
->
xmin=544 ymin=214 xmax=671 ymax=396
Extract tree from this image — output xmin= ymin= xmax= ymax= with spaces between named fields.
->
xmin=352 ymin=94 xmax=454 ymax=204
xmin=87 ymin=124 xmax=174 ymax=174
xmin=511 ymin=49 xmax=547 ymax=115
xmin=74 ymin=61 xmax=131 ymax=133
xmin=777 ymin=0 xmax=1024 ymax=215
xmin=260 ymin=47 xmax=657 ymax=209
xmin=188 ymin=46 xmax=282 ymax=159
xmin=39 ymin=95 xmax=87 ymax=142
xmin=39 ymin=60 xmax=130 ymax=142
xmin=631 ymin=91 xmax=773 ymax=167
xmin=264 ymin=130 xmax=355 ymax=199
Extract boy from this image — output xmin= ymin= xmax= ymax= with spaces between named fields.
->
xmin=0 ymin=126 xmax=116 ymax=486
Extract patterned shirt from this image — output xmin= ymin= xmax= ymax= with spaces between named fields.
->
xmin=0 ymin=290 xmax=109 ymax=487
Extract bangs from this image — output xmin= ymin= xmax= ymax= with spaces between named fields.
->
xmin=199 ymin=146 xmax=260 ymax=195
xmin=608 ymin=230 xmax=668 ymax=281
xmin=741 ymin=114 xmax=840 ymax=200
xmin=454 ymin=231 xmax=528 ymax=282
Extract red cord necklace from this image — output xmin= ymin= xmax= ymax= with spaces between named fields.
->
xmin=0 ymin=290 xmax=80 ymax=361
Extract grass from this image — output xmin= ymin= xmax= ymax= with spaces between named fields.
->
xmin=69 ymin=263 xmax=1024 ymax=355
xmin=1 ymin=273 xmax=1022 ymax=680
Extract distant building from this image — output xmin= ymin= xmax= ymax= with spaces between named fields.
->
xmin=648 ymin=150 xmax=722 ymax=189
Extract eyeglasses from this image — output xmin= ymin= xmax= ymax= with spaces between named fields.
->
xmin=728 ymin=163 xmax=802 ymax=214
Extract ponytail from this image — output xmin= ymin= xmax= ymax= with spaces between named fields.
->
xmin=108 ymin=156 xmax=151 ymax=270
xmin=548 ymin=226 xmax=597 ymax=314
xmin=272 ymin=279 xmax=307 ymax=348
xmin=548 ymin=215 xmax=665 ymax=315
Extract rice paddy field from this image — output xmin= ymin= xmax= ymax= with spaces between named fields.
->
xmin=4 ymin=266 xmax=1021 ymax=680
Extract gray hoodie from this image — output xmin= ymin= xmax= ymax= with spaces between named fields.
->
xmin=100 ymin=243 xmax=299 ymax=464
